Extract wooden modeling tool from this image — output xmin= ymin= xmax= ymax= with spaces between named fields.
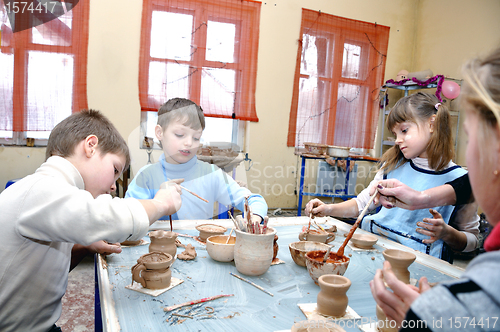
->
xmin=322 ymin=245 xmax=333 ymax=262
xmin=230 ymin=272 xmax=274 ymax=297
xmin=336 ymin=190 xmax=378 ymax=258
xmin=228 ymin=211 xmax=240 ymax=230
xmin=169 ymin=215 xmax=173 ymax=231
xmin=163 ymin=294 xmax=234 ymax=312
xmin=226 ymin=228 xmax=234 ymax=244
xmin=168 ymin=178 xmax=209 ymax=203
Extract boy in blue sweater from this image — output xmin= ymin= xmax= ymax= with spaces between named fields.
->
xmin=126 ymin=98 xmax=267 ymax=223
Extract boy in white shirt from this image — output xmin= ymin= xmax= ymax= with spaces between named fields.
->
xmin=0 ymin=109 xmax=182 ymax=332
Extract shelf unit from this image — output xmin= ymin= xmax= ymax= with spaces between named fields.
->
xmin=379 ymin=82 xmax=460 ymax=158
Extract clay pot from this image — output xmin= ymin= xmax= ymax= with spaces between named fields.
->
xmin=195 ymin=224 xmax=227 ymax=242
xmin=131 ymin=252 xmax=173 ymax=289
xmin=289 ymin=241 xmax=331 ymax=267
xmin=375 ymin=249 xmax=417 ymax=331
xmin=149 ymin=230 xmax=177 ymax=258
xmin=273 ymin=235 xmax=279 ymax=260
xmin=299 ymin=230 xmax=335 ymax=244
xmin=305 ymin=250 xmax=350 ymax=285
xmin=376 ymin=305 xmax=399 ymax=332
xmin=382 ymin=249 xmax=416 ymax=284
xmin=317 ymin=275 xmax=351 ymax=318
xmin=206 ymin=235 xmax=235 ymax=262
xmin=234 ymin=227 xmax=277 ymax=276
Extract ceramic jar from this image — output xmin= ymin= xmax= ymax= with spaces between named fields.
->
xmin=382 ymin=249 xmax=416 ymax=285
xmin=149 ymin=230 xmax=178 ymax=258
xmin=299 ymin=230 xmax=335 ymax=244
xmin=376 ymin=249 xmax=417 ymax=332
xmin=317 ymin=275 xmax=351 ymax=317
xmin=195 ymin=224 xmax=227 ymax=242
xmin=273 ymin=234 xmax=279 ymax=261
xmin=131 ymin=252 xmax=173 ymax=289
xmin=234 ymin=227 xmax=277 ymax=276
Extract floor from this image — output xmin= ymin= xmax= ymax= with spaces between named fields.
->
xmin=58 ymin=209 xmax=474 ymax=331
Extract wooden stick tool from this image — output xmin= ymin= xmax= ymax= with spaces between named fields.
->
xmin=163 ymin=294 xmax=234 ymax=312
xmin=336 ymin=190 xmax=378 ymax=258
xmin=168 ymin=178 xmax=209 ymax=203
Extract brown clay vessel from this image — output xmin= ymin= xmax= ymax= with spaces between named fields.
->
xmin=149 ymin=230 xmax=177 ymax=258
xmin=299 ymin=229 xmax=335 ymax=244
xmin=131 ymin=252 xmax=173 ymax=289
xmin=382 ymin=249 xmax=416 ymax=284
xmin=195 ymin=223 xmax=227 ymax=242
xmin=317 ymin=275 xmax=351 ymax=317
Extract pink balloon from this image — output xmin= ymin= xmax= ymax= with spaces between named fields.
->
xmin=441 ymin=81 xmax=461 ymax=99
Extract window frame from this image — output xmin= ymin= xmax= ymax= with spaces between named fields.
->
xmin=287 ymin=10 xmax=389 ymax=149
xmin=0 ymin=0 xmax=89 ymax=147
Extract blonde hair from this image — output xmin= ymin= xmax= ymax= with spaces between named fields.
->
xmin=157 ymin=98 xmax=205 ymax=131
xmin=46 ymin=109 xmax=131 ymax=170
xmin=461 ymin=47 xmax=500 ymax=165
xmin=380 ymin=92 xmax=454 ymax=173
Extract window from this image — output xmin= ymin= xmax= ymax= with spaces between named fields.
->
xmin=287 ymin=9 xmax=390 ymax=150
xmin=138 ymin=0 xmax=260 ymax=149
xmin=0 ymin=0 xmax=89 ymax=146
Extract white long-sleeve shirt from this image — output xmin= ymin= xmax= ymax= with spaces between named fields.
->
xmin=355 ymin=157 xmax=480 ymax=252
xmin=0 ymin=156 xmax=149 ymax=332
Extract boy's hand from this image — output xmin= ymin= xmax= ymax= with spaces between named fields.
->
xmin=154 ymin=179 xmax=183 ymax=217
xmin=88 ymin=240 xmax=122 ymax=255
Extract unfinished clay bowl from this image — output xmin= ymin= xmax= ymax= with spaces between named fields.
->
xmin=206 ymin=235 xmax=236 ymax=262
xmin=349 ymin=233 xmax=378 ymax=249
xmin=289 ymin=241 xmax=331 ymax=267
xmin=305 ymin=250 xmax=350 ymax=285
xmin=195 ymin=223 xmax=227 ymax=242
xmin=138 ymin=251 xmax=173 ymax=270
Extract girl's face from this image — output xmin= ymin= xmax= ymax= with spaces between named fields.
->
xmin=464 ymin=110 xmax=500 ymax=225
xmin=156 ymin=119 xmax=202 ymax=164
xmin=392 ymin=118 xmax=433 ymax=159
xmin=83 ymin=151 xmax=125 ymax=198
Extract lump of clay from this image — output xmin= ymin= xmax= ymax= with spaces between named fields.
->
xmin=177 ymin=244 xmax=197 ymax=260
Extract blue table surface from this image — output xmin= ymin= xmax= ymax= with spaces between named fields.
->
xmin=101 ymin=223 xmax=460 ymax=332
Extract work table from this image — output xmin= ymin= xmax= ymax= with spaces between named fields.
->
xmin=96 ymin=217 xmax=464 ymax=331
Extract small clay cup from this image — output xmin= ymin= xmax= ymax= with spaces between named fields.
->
xmin=195 ymin=223 xmax=227 ymax=242
xmin=305 ymin=250 xmax=350 ymax=285
xmin=206 ymin=235 xmax=236 ymax=262
xmin=131 ymin=252 xmax=173 ymax=289
xmin=382 ymin=249 xmax=416 ymax=284
xmin=317 ymin=275 xmax=351 ymax=317
xmin=299 ymin=230 xmax=335 ymax=244
xmin=349 ymin=233 xmax=378 ymax=249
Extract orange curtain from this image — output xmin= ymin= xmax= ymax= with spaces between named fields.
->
xmin=287 ymin=9 xmax=389 ymax=149
xmin=139 ymin=0 xmax=260 ymax=122
xmin=0 ymin=0 xmax=89 ymax=132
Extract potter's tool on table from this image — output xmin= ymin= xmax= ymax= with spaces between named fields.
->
xmin=168 ymin=178 xmax=209 ymax=203
xmin=163 ymin=294 xmax=234 ymax=312
xmin=225 ymin=228 xmax=234 ymax=244
xmin=230 ymin=272 xmax=274 ymax=297
xmin=335 ymin=190 xmax=378 ymax=258
xmin=313 ymin=220 xmax=327 ymax=233
xmin=169 ymin=215 xmax=173 ymax=231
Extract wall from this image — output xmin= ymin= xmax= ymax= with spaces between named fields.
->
xmin=1 ymin=0 xmax=499 ymax=212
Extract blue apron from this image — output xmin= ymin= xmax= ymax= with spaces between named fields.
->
xmin=360 ymin=160 xmax=467 ymax=262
